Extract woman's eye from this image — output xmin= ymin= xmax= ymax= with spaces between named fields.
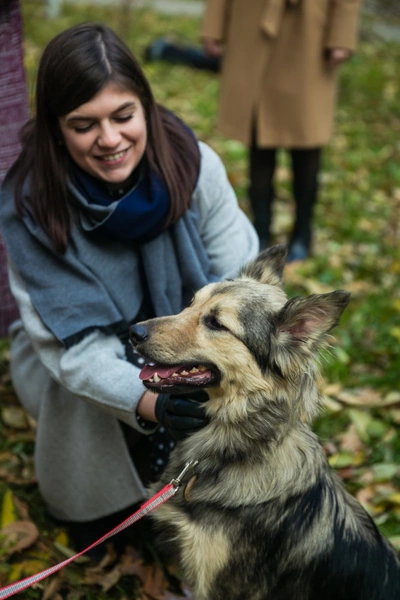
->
xmin=115 ymin=114 xmax=133 ymax=123
xmin=204 ymin=315 xmax=228 ymax=332
xmin=74 ymin=123 xmax=93 ymax=133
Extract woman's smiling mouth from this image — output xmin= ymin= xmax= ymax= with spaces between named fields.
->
xmin=97 ymin=148 xmax=129 ymax=163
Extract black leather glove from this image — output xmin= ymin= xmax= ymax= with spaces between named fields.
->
xmin=155 ymin=394 xmax=209 ymax=441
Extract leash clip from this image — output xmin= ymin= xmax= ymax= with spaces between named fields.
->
xmin=170 ymin=460 xmax=199 ymax=489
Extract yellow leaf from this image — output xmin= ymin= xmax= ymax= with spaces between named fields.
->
xmin=390 ymin=327 xmax=400 ymax=342
xmin=352 ymin=450 xmax=365 ymax=466
xmin=53 ymin=530 xmax=69 ymax=547
xmin=0 ymin=488 xmax=18 ymax=529
xmin=7 ymin=559 xmax=47 ymax=583
xmin=387 ymin=493 xmax=400 ymax=505
xmin=328 ymin=452 xmax=353 ymax=469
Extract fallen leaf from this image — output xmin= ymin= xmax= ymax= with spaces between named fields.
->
xmin=0 ymin=486 xmax=18 ymax=528
xmin=387 ymin=493 xmax=400 ymax=505
xmin=0 ymin=469 xmax=37 ymax=486
xmin=356 ymin=485 xmax=376 ymax=507
xmin=366 ymin=419 xmax=389 ymax=439
xmin=340 ymin=424 xmax=364 ymax=453
xmin=372 ymin=463 xmax=399 ymax=482
xmin=321 ymin=382 xmax=343 ymax=397
xmin=42 ymin=575 xmax=63 ymax=600
xmin=335 ymin=388 xmax=384 ymax=407
xmin=6 ymin=558 xmax=48 ymax=584
xmin=0 ymin=520 xmax=39 ymax=556
xmin=53 ymin=542 xmax=90 ymax=564
xmin=383 ymin=391 xmax=400 ymax=405
xmin=348 ymin=409 xmax=374 ymax=442
xmin=321 ymin=396 xmax=343 ymax=413
xmin=1 ymin=406 xmax=29 ymax=430
xmin=328 ymin=452 xmax=354 ymax=469
xmin=85 ymin=564 xmax=123 ymax=592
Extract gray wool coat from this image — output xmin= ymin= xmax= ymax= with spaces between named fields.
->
xmin=7 ymin=142 xmax=259 ymax=522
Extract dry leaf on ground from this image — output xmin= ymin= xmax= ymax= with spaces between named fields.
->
xmin=0 ymin=520 xmax=39 ymax=556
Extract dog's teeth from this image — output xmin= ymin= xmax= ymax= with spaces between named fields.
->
xmin=172 ymin=373 xmax=178 ymax=377
xmin=153 ymin=373 xmax=161 ymax=382
xmin=148 ymin=377 xmax=154 ymax=383
xmin=190 ymin=367 xmax=199 ymax=373
xmin=198 ymin=365 xmax=207 ymax=371
xmin=181 ymin=370 xmax=189 ymax=375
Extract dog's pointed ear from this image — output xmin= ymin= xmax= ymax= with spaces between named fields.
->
xmin=239 ymin=244 xmax=288 ymax=286
xmin=275 ymin=290 xmax=350 ymax=348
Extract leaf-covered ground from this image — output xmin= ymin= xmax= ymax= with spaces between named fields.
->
xmin=0 ymin=2 xmax=399 ymax=598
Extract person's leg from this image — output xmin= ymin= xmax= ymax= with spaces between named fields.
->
xmin=288 ymin=147 xmax=322 ymax=261
xmin=144 ymin=39 xmax=221 ymax=72
xmin=249 ymin=144 xmax=277 ymax=250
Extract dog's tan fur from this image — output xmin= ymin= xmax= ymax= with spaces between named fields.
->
xmin=130 ymin=245 xmax=400 ymax=600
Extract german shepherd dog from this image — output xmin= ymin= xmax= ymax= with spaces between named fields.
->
xmin=130 ymin=245 xmax=400 ymax=600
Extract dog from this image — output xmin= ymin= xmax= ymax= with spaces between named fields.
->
xmin=129 ymin=245 xmax=400 ymax=600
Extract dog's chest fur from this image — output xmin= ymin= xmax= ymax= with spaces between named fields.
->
xmin=149 ymin=428 xmax=400 ymax=600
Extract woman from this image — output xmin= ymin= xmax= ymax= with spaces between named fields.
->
xmin=0 ymin=22 xmax=258 ymax=554
xmin=201 ymin=0 xmax=362 ymax=259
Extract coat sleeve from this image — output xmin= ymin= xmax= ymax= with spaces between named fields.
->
xmin=8 ymin=260 xmax=156 ymax=433
xmin=325 ymin=0 xmax=363 ymax=51
xmin=200 ymin=0 xmax=233 ymax=41
xmin=192 ymin=142 xmax=259 ymax=279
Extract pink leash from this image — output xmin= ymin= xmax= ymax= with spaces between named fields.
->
xmin=0 ymin=461 xmax=198 ymax=599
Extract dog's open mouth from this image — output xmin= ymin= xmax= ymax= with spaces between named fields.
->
xmin=139 ymin=362 xmax=217 ymax=389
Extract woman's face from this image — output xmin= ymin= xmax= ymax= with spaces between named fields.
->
xmin=58 ymin=81 xmax=147 ymax=186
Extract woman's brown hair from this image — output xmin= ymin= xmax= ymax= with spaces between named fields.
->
xmin=14 ymin=22 xmax=200 ymax=253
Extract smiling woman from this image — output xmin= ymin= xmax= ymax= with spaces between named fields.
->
xmin=0 ymin=22 xmax=258 ymax=561
xmin=59 ymin=85 xmax=148 ymax=187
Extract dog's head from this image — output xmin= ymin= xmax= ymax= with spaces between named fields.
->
xmin=130 ymin=245 xmax=349 ymax=419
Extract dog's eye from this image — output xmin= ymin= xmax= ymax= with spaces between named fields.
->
xmin=204 ymin=315 xmax=229 ymax=332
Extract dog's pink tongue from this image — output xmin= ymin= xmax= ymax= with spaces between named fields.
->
xmin=139 ymin=363 xmax=180 ymax=381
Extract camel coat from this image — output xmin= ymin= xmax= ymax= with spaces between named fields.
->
xmin=201 ymin=0 xmax=362 ymax=148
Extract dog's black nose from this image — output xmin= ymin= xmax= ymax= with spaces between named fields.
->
xmin=129 ymin=323 xmax=149 ymax=345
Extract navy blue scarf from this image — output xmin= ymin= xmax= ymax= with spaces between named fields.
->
xmin=72 ymin=161 xmax=169 ymax=243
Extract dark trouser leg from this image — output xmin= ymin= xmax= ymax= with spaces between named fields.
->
xmin=145 ymin=40 xmax=221 ymax=72
xmin=288 ymin=147 xmax=322 ymax=261
xmin=249 ymin=144 xmax=277 ymax=250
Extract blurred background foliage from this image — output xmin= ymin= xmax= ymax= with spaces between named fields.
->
xmin=0 ymin=1 xmax=399 ymax=598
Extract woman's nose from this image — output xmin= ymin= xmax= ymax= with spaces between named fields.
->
xmin=97 ymin=123 xmax=121 ymax=147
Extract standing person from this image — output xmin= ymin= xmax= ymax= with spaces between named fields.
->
xmin=0 ymin=22 xmax=258 ymax=557
xmin=0 ymin=0 xmax=29 ymax=337
xmin=201 ymin=0 xmax=362 ymax=260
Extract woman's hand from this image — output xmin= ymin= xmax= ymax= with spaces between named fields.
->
xmin=137 ymin=390 xmax=159 ymax=422
xmin=136 ymin=390 xmax=209 ymax=440
xmin=327 ymin=47 xmax=351 ymax=67
xmin=202 ymin=37 xmax=223 ymax=58
xmin=155 ymin=394 xmax=209 ymax=440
